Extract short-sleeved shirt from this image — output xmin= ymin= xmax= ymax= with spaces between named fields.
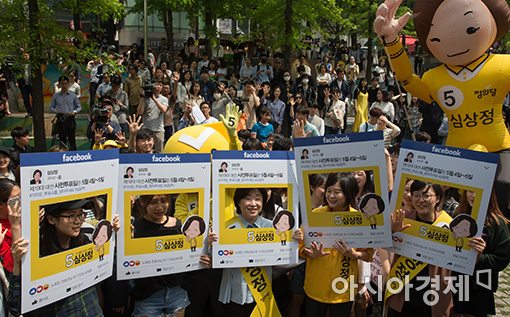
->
xmin=142 ymin=95 xmax=168 ymax=132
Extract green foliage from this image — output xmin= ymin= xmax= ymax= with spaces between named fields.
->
xmin=130 ymin=0 xmax=191 ymax=20
xmin=0 ymin=0 xmax=124 ymax=70
xmin=250 ymin=0 xmax=346 ymax=51
xmin=58 ymin=0 xmax=125 ymax=21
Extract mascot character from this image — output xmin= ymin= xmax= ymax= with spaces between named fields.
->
xmin=163 ymin=103 xmax=242 ymax=222
xmin=374 ymin=0 xmax=510 ymax=213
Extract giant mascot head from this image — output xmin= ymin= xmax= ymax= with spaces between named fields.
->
xmin=163 ymin=104 xmax=242 ymax=154
xmin=413 ymin=0 xmax=510 ymax=66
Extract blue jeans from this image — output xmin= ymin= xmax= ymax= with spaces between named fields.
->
xmin=133 ymin=286 xmax=190 ymax=317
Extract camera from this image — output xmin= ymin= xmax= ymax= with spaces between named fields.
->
xmin=143 ymin=84 xmax=154 ymax=98
xmin=111 ymin=74 xmax=122 ymax=86
xmin=91 ymin=106 xmax=109 ymax=124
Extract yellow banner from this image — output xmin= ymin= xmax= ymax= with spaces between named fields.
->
xmin=384 ymin=211 xmax=452 ymax=302
xmin=242 ymin=267 xmax=282 ymax=317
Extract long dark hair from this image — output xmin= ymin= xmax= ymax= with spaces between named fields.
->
xmin=456 ymin=189 xmax=510 ymax=228
xmin=354 ymin=78 xmax=368 ymax=98
xmin=40 ymin=208 xmax=89 ymax=257
xmin=357 ymin=170 xmax=374 ymax=197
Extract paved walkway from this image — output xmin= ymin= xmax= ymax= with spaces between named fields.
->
xmin=495 ymin=267 xmax=510 ymax=316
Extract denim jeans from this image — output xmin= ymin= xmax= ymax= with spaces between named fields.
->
xmin=133 ymin=286 xmax=190 ymax=317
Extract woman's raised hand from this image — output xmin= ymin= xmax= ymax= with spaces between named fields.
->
xmin=391 ymin=209 xmax=411 ymax=233
xmin=303 ymin=241 xmax=331 ymax=258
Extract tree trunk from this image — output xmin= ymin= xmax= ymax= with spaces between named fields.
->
xmin=73 ymin=1 xmax=81 ymax=31
xmin=366 ymin=37 xmax=374 ymax=82
xmin=365 ymin=0 xmax=375 ymax=82
xmin=163 ymin=8 xmax=174 ymax=53
xmin=204 ymin=7 xmax=214 ymax=57
xmin=28 ymin=0 xmax=46 ymax=151
xmin=283 ymin=0 xmax=293 ymax=70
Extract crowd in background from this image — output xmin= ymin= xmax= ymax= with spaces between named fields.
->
xmin=0 ymin=36 xmax=508 ymax=316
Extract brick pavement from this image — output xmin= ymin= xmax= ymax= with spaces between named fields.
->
xmin=495 ymin=267 xmax=510 ymax=316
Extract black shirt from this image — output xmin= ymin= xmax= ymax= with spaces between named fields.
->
xmin=132 ymin=216 xmax=185 ymax=301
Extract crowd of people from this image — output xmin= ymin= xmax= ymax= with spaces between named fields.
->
xmin=0 ymin=35 xmax=507 ymax=317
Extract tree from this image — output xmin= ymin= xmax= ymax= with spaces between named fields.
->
xmin=0 ymin=0 xmax=125 ymax=151
xmin=58 ymin=0 xmax=125 ymax=32
xmin=130 ymin=0 xmax=192 ymax=53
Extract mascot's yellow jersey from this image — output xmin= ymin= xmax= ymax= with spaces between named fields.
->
xmin=385 ymin=38 xmax=510 ymax=152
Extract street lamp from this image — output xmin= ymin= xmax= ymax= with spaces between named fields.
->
xmin=143 ymin=0 xmax=148 ymax=64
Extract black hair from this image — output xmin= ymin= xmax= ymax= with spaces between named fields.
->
xmin=92 ymin=219 xmax=113 ymax=245
xmin=181 ymin=70 xmax=192 ymax=83
xmin=407 ymin=152 xmax=414 ymax=158
xmin=199 ymin=101 xmax=210 ymax=108
xmin=136 ymin=129 xmax=154 ymax=141
xmin=182 ymin=215 xmax=206 ymax=236
xmin=323 ymin=173 xmax=358 ymax=211
xmin=11 ymin=127 xmax=29 ymax=140
xmin=40 ymin=202 xmax=89 ymax=257
xmin=354 ymin=78 xmax=368 ymax=98
xmin=450 ymin=214 xmax=477 ymax=238
xmin=126 ymin=167 xmax=134 ymax=173
xmin=259 ymin=106 xmax=271 ymax=116
xmin=237 ymin=129 xmax=252 ymax=143
xmin=272 ymin=137 xmax=293 ymax=151
xmin=415 ymin=131 xmax=432 ymax=143
xmin=296 ymin=106 xmax=309 ymax=116
xmin=309 ymin=174 xmax=326 ymax=192
xmin=242 ymin=138 xmax=264 ymax=150
xmin=128 ymin=64 xmax=138 ymax=72
xmin=111 ymin=74 xmax=122 ymax=85
xmin=369 ymin=107 xmax=384 ymax=118
xmin=272 ymin=210 xmax=295 ymax=230
xmin=359 ymin=193 xmax=385 ymax=215
xmin=378 ymin=89 xmax=390 ymax=102
xmin=33 ymin=169 xmax=42 ymax=178
xmin=234 ymin=188 xmax=268 ymax=214
xmin=58 ymin=75 xmax=69 ymax=83
xmin=356 ymin=170 xmax=375 ymax=196
xmin=410 ymin=180 xmax=443 ymax=210
xmin=0 ymin=179 xmax=18 ymax=203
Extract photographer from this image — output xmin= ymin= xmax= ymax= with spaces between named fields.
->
xmin=137 ymin=79 xmax=169 ymax=153
xmin=87 ymin=98 xmax=121 ymax=147
xmin=104 ymin=74 xmax=129 ymax=135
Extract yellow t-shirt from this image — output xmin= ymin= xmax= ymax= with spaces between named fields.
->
xmin=305 ymin=204 xmax=372 ymax=303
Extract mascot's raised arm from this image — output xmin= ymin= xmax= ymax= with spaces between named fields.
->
xmin=374 ymin=0 xmax=510 ymax=152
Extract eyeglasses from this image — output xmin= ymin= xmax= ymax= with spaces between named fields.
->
xmin=412 ymin=193 xmax=436 ymax=200
xmin=57 ymin=212 xmax=88 ymax=222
